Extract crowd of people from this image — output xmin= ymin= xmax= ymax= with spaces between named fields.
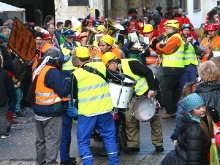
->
xmin=1 ymin=4 xmax=220 ymax=165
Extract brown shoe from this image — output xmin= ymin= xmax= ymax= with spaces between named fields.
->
xmin=162 ymin=113 xmax=176 ymax=119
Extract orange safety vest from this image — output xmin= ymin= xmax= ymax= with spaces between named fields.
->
xmin=200 ymin=36 xmax=220 ymax=63
xmin=146 ymin=37 xmax=160 ymax=65
xmin=96 ymin=47 xmax=122 ymax=59
xmin=35 ymin=65 xmax=69 ymax=105
xmin=32 ymin=43 xmax=52 ymax=71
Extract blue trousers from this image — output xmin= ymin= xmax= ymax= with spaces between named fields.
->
xmin=7 ymin=89 xmax=17 ymax=112
xmin=60 ymin=114 xmax=72 ymax=162
xmin=77 ymin=112 xmax=119 ymax=165
xmin=179 ymin=64 xmax=197 ymax=94
xmin=15 ymin=88 xmax=23 ymax=112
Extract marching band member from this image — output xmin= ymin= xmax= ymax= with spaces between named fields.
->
xmin=101 ymin=52 xmax=164 ymax=153
xmin=71 ymin=47 xmax=124 ymax=165
xmin=150 ymin=20 xmax=185 ymax=119
xmin=79 ymin=32 xmax=88 ymax=47
xmin=143 ymin=24 xmax=161 ymax=81
xmin=179 ymin=24 xmax=198 ymax=93
xmin=60 ymin=29 xmax=81 ymax=75
xmin=200 ymin=24 xmax=220 ymax=63
xmin=96 ymin=35 xmax=125 ymax=59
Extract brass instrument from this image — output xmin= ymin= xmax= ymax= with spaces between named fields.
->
xmin=105 ymin=18 xmax=124 ymax=37
xmin=187 ymin=34 xmax=206 ymax=56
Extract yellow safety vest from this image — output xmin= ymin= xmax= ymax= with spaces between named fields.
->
xmin=184 ymin=41 xmax=198 ymax=66
xmin=121 ymin=59 xmax=149 ymax=96
xmin=73 ymin=62 xmax=113 ymax=116
xmin=162 ymin=33 xmax=185 ymax=68
xmin=61 ymin=41 xmax=80 ymax=71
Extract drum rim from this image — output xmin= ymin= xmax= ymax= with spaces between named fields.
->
xmin=133 ymin=97 xmax=156 ymax=122
xmin=109 ymin=74 xmax=136 ymax=86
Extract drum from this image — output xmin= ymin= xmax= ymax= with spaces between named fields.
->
xmin=133 ymin=97 xmax=160 ymax=122
xmin=108 ymin=75 xmax=136 ymax=109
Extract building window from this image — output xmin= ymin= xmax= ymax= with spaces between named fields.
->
xmin=194 ymin=0 xmax=201 ymax=10
xmin=166 ymin=0 xmax=173 ymax=7
xmin=218 ymin=1 xmax=220 ymax=7
xmin=180 ymin=0 xmax=187 ymax=12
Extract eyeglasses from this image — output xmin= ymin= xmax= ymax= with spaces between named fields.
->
xmin=144 ymin=32 xmax=151 ymax=34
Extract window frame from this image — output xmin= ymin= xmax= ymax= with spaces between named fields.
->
xmin=193 ymin=0 xmax=201 ymax=12
xmin=180 ymin=0 xmax=188 ymax=12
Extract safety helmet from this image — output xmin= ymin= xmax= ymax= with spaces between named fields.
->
xmin=101 ymin=52 xmax=117 ymax=66
xmin=97 ymin=25 xmax=106 ymax=33
xmin=207 ymin=24 xmax=216 ymax=31
xmin=143 ymin=24 xmax=153 ymax=33
xmin=100 ymin=35 xmax=114 ymax=46
xmin=181 ymin=24 xmax=191 ymax=31
xmin=64 ymin=29 xmax=75 ymax=38
xmin=75 ymin=47 xmax=90 ymax=58
xmin=164 ymin=20 xmax=179 ymax=29
xmin=80 ymin=32 xmax=88 ymax=39
xmin=42 ymin=33 xmax=52 ymax=40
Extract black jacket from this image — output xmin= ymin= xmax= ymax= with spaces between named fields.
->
xmin=195 ymin=80 xmax=220 ymax=116
xmin=0 ymin=67 xmax=9 ymax=106
xmin=162 ymin=112 xmax=210 ymax=165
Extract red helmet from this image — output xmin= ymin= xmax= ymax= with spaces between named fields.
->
xmin=43 ymin=33 xmax=52 ymax=40
xmin=206 ymin=24 xmax=216 ymax=31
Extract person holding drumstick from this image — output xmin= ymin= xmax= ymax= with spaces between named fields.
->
xmin=101 ymin=52 xmax=164 ymax=153
xmin=71 ymin=47 xmax=125 ymax=165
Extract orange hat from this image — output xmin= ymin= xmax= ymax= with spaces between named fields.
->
xmin=80 ymin=32 xmax=88 ymax=39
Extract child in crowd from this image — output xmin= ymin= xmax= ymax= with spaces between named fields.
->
xmin=0 ymin=54 xmax=10 ymax=138
xmin=161 ymin=93 xmax=214 ymax=165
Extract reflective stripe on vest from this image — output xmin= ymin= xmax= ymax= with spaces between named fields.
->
xmin=121 ymin=59 xmax=149 ymax=96
xmin=61 ymin=41 xmax=80 ymax=71
xmin=184 ymin=42 xmax=198 ymax=66
xmin=162 ymin=33 xmax=185 ymax=68
xmin=73 ymin=62 xmax=113 ymax=115
xmin=35 ymin=65 xmax=70 ymax=105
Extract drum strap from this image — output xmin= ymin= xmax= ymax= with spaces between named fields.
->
xmin=83 ymin=65 xmax=106 ymax=81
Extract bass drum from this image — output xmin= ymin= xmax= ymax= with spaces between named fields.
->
xmin=133 ymin=97 xmax=160 ymax=122
xmin=108 ymin=75 xmax=136 ymax=109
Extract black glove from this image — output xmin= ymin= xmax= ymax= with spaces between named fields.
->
xmin=127 ymin=42 xmax=134 ymax=50
xmin=141 ymin=48 xmax=151 ymax=57
xmin=150 ymin=39 xmax=159 ymax=51
xmin=157 ymin=34 xmax=164 ymax=42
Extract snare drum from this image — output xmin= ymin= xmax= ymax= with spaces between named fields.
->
xmin=108 ymin=75 xmax=136 ymax=109
xmin=133 ymin=97 xmax=160 ymax=122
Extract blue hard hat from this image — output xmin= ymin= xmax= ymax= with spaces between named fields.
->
xmin=181 ymin=24 xmax=191 ymax=31
xmin=64 ymin=29 xmax=75 ymax=38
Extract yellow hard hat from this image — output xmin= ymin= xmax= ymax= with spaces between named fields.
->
xmin=164 ymin=20 xmax=179 ymax=29
xmin=97 ymin=25 xmax=106 ymax=32
xmin=100 ymin=35 xmax=114 ymax=46
xmin=101 ymin=52 xmax=117 ymax=66
xmin=143 ymin=24 xmax=153 ymax=33
xmin=76 ymin=47 xmax=90 ymax=58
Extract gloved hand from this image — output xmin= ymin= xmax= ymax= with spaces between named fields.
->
xmin=66 ymin=99 xmax=78 ymax=118
xmin=127 ymin=42 xmax=134 ymax=50
xmin=116 ymin=73 xmax=125 ymax=81
xmin=150 ymin=39 xmax=159 ymax=51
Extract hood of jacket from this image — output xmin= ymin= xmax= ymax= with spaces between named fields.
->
xmin=195 ymin=80 xmax=220 ymax=93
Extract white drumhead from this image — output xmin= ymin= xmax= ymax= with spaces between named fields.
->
xmin=124 ymin=77 xmax=134 ymax=83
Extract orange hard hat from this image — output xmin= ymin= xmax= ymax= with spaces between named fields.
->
xmin=206 ymin=24 xmax=216 ymax=31
xmin=43 ymin=33 xmax=52 ymax=40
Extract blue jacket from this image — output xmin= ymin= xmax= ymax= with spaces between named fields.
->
xmin=32 ymin=64 xmax=71 ymax=117
xmin=3 ymin=57 xmax=16 ymax=90
xmin=170 ymin=101 xmax=186 ymax=140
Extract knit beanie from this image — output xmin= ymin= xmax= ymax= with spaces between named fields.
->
xmin=182 ymin=93 xmax=205 ymax=112
xmin=34 ymin=32 xmax=43 ymax=39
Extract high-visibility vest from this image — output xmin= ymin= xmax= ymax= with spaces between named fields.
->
xmin=32 ymin=43 xmax=52 ymax=71
xmin=162 ymin=33 xmax=185 ymax=68
xmin=96 ymin=47 xmax=121 ymax=59
xmin=35 ymin=65 xmax=69 ymax=105
xmin=146 ymin=37 xmax=160 ymax=65
xmin=184 ymin=41 xmax=198 ymax=66
xmin=200 ymin=36 xmax=220 ymax=63
xmin=121 ymin=59 xmax=149 ymax=96
xmin=61 ymin=41 xmax=80 ymax=71
xmin=73 ymin=62 xmax=113 ymax=116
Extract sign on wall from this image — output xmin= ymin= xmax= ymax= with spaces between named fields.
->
xmin=68 ymin=0 xmax=89 ymax=6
